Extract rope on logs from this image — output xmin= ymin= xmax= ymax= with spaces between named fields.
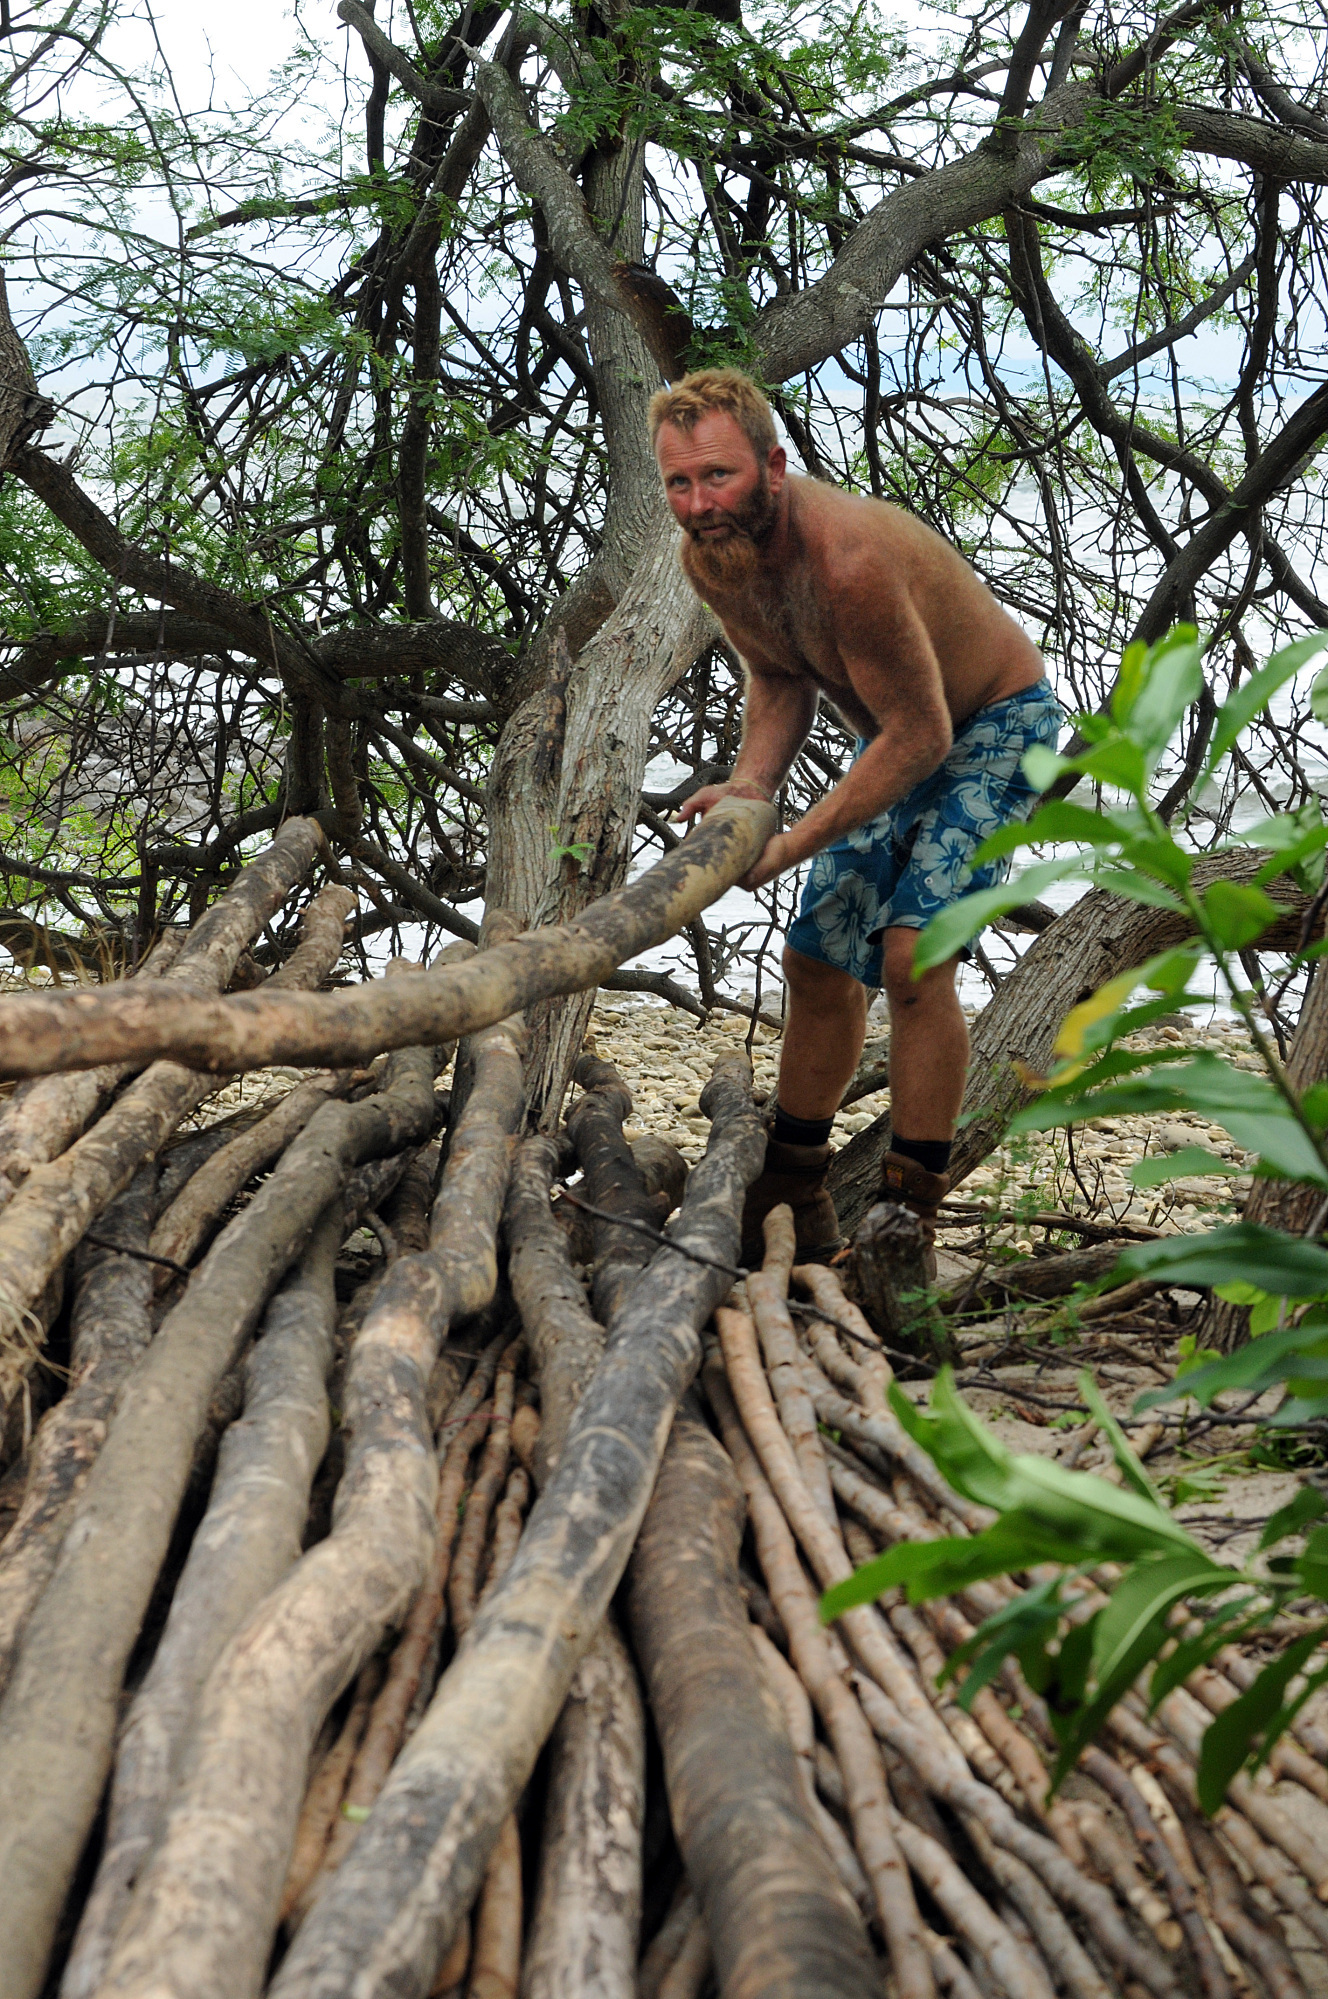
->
xmin=0 ymin=804 xmax=1322 ymax=1999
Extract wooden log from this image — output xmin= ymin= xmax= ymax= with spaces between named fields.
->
xmin=939 ymin=1239 xmax=1141 ymax=1314
xmin=58 ymin=1205 xmax=342 ymax=1999
xmin=504 ymin=1132 xmax=645 ymax=1999
xmin=269 ymin=1052 xmax=765 ymax=1999
xmin=846 ymin=1202 xmax=954 ymax=1363
xmin=0 ymin=1040 xmax=439 ymax=1999
xmin=520 ymin=1616 xmax=644 ymax=1999
xmin=0 ymin=930 xmax=185 ymax=1209
xmin=0 ymin=1168 xmax=155 ymax=1698
xmin=90 ymin=1015 xmax=524 ymax=1999
xmin=625 ymin=1404 xmax=881 ymax=1999
xmin=565 ymin=1056 xmax=666 ymax=1321
xmin=0 ymin=796 xmax=775 ymax=1079
xmin=147 ymin=1066 xmax=359 ymax=1283
xmin=0 ymin=861 xmax=344 ymax=1434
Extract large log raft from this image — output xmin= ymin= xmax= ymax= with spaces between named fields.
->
xmin=0 ymin=818 xmax=1322 ymax=1999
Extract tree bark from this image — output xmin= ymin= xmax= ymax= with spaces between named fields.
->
xmin=0 ymin=1169 xmax=155 ymax=1698
xmin=268 ymin=1053 xmax=765 ymax=1999
xmin=59 ymin=1207 xmax=343 ymax=1999
xmin=626 ymin=1406 xmax=881 ymax=1999
xmin=0 ymin=840 xmax=338 ymax=1435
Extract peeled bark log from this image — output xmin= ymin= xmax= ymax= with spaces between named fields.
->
xmin=0 ymin=1169 xmax=156 ymax=1698
xmin=828 ymin=851 xmax=1326 ymax=1235
xmin=0 ymin=1042 xmax=437 ymax=1999
xmin=0 ymin=855 xmax=341 ymax=1433
xmin=91 ymin=1014 xmax=524 ymax=1999
xmin=564 ymin=1056 xmax=665 ymax=1321
xmin=0 ymin=796 xmax=774 ymax=1079
xmin=269 ymin=1053 xmax=765 ymax=1999
xmin=59 ymin=1206 xmax=342 ymax=1999
xmin=626 ymin=1405 xmax=880 ymax=1999
xmin=505 ymin=1135 xmax=607 ymax=1487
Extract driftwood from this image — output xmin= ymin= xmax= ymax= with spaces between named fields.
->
xmin=0 ymin=1039 xmax=438 ymax=1999
xmin=91 ymin=1015 xmax=523 ymax=1999
xmin=0 ymin=796 xmax=774 ymax=1078
xmin=626 ymin=1402 xmax=881 ymax=1999
xmin=0 ymin=1168 xmax=156 ymax=1696
xmin=269 ymin=1052 xmax=765 ymax=1999
xmin=60 ymin=1206 xmax=343 ymax=1999
xmin=940 ymin=1237 xmax=1141 ymax=1314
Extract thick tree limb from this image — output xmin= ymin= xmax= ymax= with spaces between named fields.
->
xmin=0 ymin=796 xmax=774 ymax=1077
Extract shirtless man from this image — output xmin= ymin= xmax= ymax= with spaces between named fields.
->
xmin=651 ymin=368 xmax=1062 ymax=1266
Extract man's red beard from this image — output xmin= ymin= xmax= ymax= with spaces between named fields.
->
xmin=679 ymin=475 xmax=778 ymax=596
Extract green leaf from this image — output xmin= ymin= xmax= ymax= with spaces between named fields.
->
xmin=1135 ymin=1314 xmax=1328 ymax=1412
xmin=911 ymin=859 xmax=1079 ymax=974
xmin=1022 ymin=742 xmax=1072 ymax=791
xmin=1112 ymin=639 xmax=1150 ymax=727
xmin=1131 ymin=1148 xmax=1242 ymax=1187
xmin=1119 ymin=834 xmax=1193 ymax=889
xmin=1110 ymin=1223 xmax=1328 ymax=1300
xmin=1091 ymin=1550 xmax=1229 ymax=1698
xmin=1088 ymin=868 xmax=1184 ymax=912
xmin=1078 ymin=1371 xmax=1164 ymax=1506
xmin=886 ymin=1371 xmax=1198 ymax=1559
xmin=1259 ymin=1485 xmax=1328 ymax=1551
xmin=1201 ymin=880 xmax=1285 ymax=950
xmin=1206 ymin=632 xmax=1328 ymax=780
xmin=1149 ymin=1598 xmax=1271 ymax=1708
xmin=1119 ymin=627 xmax=1203 ymax=758
xmin=974 ymin=799 xmax=1134 ymax=866
xmin=820 ymin=1513 xmax=1094 ymax=1614
xmin=1075 ymin=736 xmax=1149 ymax=796
xmin=1197 ymin=1626 xmax=1328 ymax=1815
xmin=1312 ymin=663 xmax=1328 ymax=725
xmin=942 ymin=1575 xmax=1074 ymax=1708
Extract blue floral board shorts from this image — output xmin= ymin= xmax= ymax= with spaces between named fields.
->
xmin=785 ymin=677 xmax=1064 ymax=988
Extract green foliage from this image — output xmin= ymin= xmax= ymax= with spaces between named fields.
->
xmin=826 ymin=625 xmax=1328 ymax=1809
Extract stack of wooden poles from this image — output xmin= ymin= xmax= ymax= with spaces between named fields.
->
xmin=0 ymin=808 xmax=1325 ymax=1999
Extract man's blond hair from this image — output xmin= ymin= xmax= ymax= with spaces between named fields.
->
xmin=648 ymin=368 xmax=777 ymax=463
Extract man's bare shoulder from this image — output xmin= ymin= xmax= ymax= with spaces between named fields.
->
xmin=790 ymin=477 xmax=936 ymax=579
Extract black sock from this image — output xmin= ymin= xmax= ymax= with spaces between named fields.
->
xmin=772 ymin=1104 xmax=834 ymax=1148
xmin=891 ymin=1134 xmax=952 ymax=1175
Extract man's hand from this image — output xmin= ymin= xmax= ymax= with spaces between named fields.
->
xmin=740 ymin=830 xmax=793 ymax=891
xmin=674 ymin=776 xmax=772 ymax=828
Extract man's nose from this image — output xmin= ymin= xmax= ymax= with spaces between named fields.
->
xmin=685 ymin=485 xmax=714 ymax=517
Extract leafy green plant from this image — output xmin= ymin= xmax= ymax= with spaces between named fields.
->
xmin=823 ymin=623 xmax=1328 ymax=1811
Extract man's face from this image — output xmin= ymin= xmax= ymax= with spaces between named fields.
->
xmin=654 ymin=410 xmax=784 ymax=553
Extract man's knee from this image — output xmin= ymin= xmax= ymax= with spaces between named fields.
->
xmin=782 ymin=945 xmax=866 ymax=1014
xmin=880 ymin=927 xmax=955 ymax=1008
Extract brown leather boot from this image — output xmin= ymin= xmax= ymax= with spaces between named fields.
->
xmin=878 ymin=1150 xmax=950 ymax=1280
xmin=740 ymin=1139 xmax=843 ymax=1268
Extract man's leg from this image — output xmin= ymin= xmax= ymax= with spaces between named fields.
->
xmin=738 ymin=946 xmax=867 ymax=1263
xmin=879 ymin=928 xmax=967 ymax=1140
xmin=877 ymin=926 xmax=967 ymax=1270
xmin=774 ymin=945 xmax=869 ymax=1121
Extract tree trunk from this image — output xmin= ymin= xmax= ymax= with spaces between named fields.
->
xmin=1204 ymin=962 xmax=1328 ymax=1349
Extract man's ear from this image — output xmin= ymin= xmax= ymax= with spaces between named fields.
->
xmin=767 ymin=444 xmax=788 ymax=493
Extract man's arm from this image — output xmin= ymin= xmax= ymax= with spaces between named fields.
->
xmin=744 ymin=593 xmax=952 ymax=888
xmin=676 ymin=664 xmax=819 ymax=825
